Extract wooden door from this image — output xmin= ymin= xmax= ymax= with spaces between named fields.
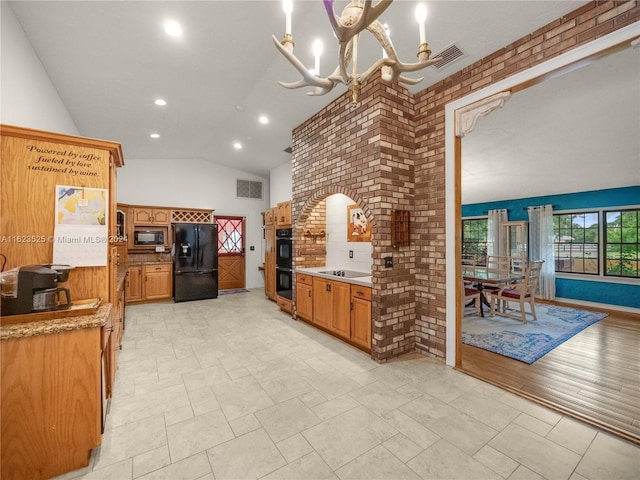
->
xmin=312 ymin=277 xmax=332 ymax=329
xmin=125 ymin=266 xmax=142 ymax=302
xmin=264 ymin=224 xmax=276 ymax=300
xmin=296 ymin=278 xmax=313 ymax=321
xmin=215 ymin=216 xmax=246 ymax=290
xmin=351 ymin=297 xmax=372 ymax=349
xmin=143 ymin=264 xmax=172 ymax=300
xmin=330 ymin=281 xmax=350 ymax=338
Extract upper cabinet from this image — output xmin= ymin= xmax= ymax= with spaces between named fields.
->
xmin=132 ymin=207 xmax=170 ymax=226
xmin=276 ymin=201 xmax=292 ymax=228
xmin=263 ymin=207 xmax=275 ymax=227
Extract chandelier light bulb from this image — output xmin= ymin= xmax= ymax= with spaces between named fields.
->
xmin=283 ymin=0 xmax=293 ymax=35
xmin=312 ymin=39 xmax=323 ymax=75
xmin=415 ymin=4 xmax=427 ymax=44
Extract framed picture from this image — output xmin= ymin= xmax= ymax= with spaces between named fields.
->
xmin=347 ymin=204 xmax=370 ymax=242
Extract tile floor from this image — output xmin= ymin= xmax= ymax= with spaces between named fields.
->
xmin=59 ymin=289 xmax=640 ymax=480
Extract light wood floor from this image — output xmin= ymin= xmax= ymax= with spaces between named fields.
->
xmin=456 ymin=302 xmax=640 ymax=445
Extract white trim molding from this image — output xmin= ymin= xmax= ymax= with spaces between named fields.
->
xmin=444 ymin=22 xmax=640 ymax=367
xmin=454 ymin=92 xmax=512 ymax=138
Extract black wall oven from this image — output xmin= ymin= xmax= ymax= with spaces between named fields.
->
xmin=275 ymin=228 xmax=293 ymax=299
xmin=276 ymin=229 xmax=293 ymax=269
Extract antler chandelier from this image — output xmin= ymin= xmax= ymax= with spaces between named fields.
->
xmin=272 ymin=0 xmax=440 ymax=105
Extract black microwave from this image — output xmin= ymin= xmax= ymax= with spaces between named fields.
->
xmin=134 ymin=230 xmax=164 ymax=246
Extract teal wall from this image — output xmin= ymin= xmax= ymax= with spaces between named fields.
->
xmin=462 ymin=186 xmax=640 ymax=309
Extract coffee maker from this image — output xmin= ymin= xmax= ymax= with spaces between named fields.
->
xmin=0 ymin=265 xmax=71 ymax=316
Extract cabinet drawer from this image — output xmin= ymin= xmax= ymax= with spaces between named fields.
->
xmin=351 ymin=285 xmax=372 ymax=301
xmin=297 ymin=273 xmax=313 ymax=286
xmin=276 ymin=295 xmax=292 ymax=314
xmin=144 ymin=263 xmax=172 ymax=273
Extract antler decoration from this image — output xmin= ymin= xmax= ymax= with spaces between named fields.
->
xmin=272 ymin=0 xmax=441 ymax=105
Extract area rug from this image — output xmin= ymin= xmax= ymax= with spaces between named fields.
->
xmin=462 ymin=305 xmax=608 ymax=364
xmin=218 ymin=288 xmax=250 ymax=295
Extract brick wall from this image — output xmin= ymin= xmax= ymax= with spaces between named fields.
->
xmin=291 ymin=1 xmax=639 ymax=362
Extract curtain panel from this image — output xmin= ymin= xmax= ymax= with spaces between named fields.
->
xmin=487 ymin=209 xmax=508 ymax=258
xmin=528 ymin=205 xmax=555 ymax=300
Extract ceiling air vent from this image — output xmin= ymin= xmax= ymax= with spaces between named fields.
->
xmin=236 ymin=179 xmax=263 ymax=200
xmin=432 ymin=43 xmax=466 ymax=70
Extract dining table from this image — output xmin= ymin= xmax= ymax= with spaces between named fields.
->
xmin=463 ymin=267 xmax=525 ymax=317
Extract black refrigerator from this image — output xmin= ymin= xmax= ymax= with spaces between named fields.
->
xmin=172 ymin=223 xmax=218 ymax=302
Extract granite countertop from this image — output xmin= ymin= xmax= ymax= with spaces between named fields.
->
xmin=1 ymin=303 xmax=112 ymax=340
xmin=296 ymin=267 xmax=372 ymax=288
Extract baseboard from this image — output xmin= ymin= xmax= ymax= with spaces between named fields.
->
xmin=541 ymin=297 xmax=640 ymax=317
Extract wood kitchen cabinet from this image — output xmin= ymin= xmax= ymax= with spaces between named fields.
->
xmin=143 ymin=263 xmax=172 ymax=300
xmin=312 ymin=277 xmax=350 ymax=336
xmin=263 ymin=207 xmax=275 ymax=227
xmin=276 ymin=200 xmax=292 ymax=228
xmin=299 ymin=274 xmax=371 ymax=352
xmin=350 ymin=285 xmax=372 ymax=350
xmin=0 ymin=125 xmax=123 ymax=480
xmin=132 ymin=207 xmax=170 ymax=226
xmin=126 ymin=263 xmax=172 ymax=303
xmin=296 ymin=273 xmax=313 ymax=321
xmin=263 ymin=208 xmax=276 ymax=301
xmin=125 ymin=265 xmax=142 ymax=302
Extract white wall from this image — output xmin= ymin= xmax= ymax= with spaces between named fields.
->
xmin=0 ymin=3 xmax=78 ymax=134
xmin=325 ymin=194 xmax=373 ymax=273
xmin=269 ymin=160 xmax=293 ymax=207
xmin=118 ymin=158 xmax=270 ymax=289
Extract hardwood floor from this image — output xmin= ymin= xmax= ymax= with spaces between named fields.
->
xmin=456 ymin=302 xmax=640 ymax=445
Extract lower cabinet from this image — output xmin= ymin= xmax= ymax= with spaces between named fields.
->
xmin=276 ymin=295 xmax=292 ymax=314
xmin=305 ymin=275 xmax=371 ymax=351
xmin=350 ymin=285 xmax=372 ymax=349
xmin=125 ymin=265 xmax=142 ymax=302
xmin=296 ymin=274 xmax=313 ymax=321
xmin=126 ymin=263 xmax=172 ymax=302
xmin=143 ymin=263 xmax=172 ymax=300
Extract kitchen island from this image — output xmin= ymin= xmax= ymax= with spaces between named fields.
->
xmin=1 ymin=304 xmax=112 ymax=480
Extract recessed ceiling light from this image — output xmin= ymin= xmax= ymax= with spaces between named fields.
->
xmin=154 ymin=98 xmax=167 ymax=106
xmin=164 ymin=20 xmax=183 ymax=37
xmin=259 ymin=115 xmax=269 ymax=124
xmin=233 ymin=142 xmax=242 ymax=150
xmin=150 ymin=133 xmax=160 ymax=139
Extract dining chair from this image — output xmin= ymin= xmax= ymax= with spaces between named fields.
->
xmin=487 ymin=260 xmax=545 ymax=323
xmin=461 ymin=253 xmax=477 ymax=281
xmin=462 ymin=278 xmax=481 ymax=316
xmin=482 ymin=255 xmax=511 ymax=299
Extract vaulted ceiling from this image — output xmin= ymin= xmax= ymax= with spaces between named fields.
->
xmin=7 ymin=1 xmax=639 ymax=203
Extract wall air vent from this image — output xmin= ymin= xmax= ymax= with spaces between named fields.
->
xmin=432 ymin=43 xmax=466 ymax=70
xmin=236 ymin=179 xmax=263 ymax=199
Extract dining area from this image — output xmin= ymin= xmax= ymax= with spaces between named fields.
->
xmin=462 ymin=254 xmax=544 ymax=322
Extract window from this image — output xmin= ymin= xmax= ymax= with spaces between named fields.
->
xmin=462 ymin=218 xmax=488 ymax=265
xmin=215 ymin=216 xmax=244 ymax=256
xmin=605 ymin=209 xmax=639 ymax=278
xmin=553 ymin=212 xmax=599 ymax=274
